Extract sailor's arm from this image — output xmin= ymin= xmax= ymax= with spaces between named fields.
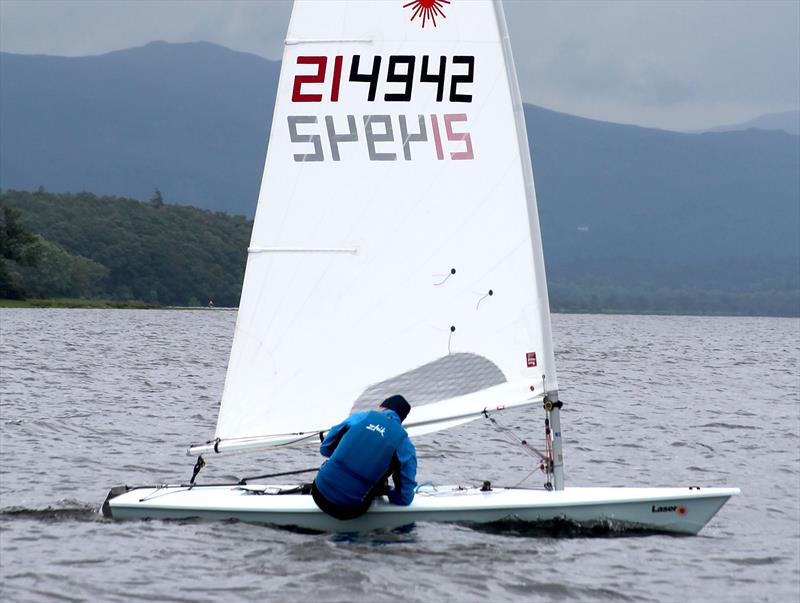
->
xmin=319 ymin=420 xmax=349 ymax=458
xmin=387 ymin=438 xmax=417 ymax=506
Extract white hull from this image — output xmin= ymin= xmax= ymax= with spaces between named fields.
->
xmin=105 ymin=484 xmax=739 ymax=535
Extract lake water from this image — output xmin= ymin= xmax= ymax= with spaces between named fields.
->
xmin=1 ymin=309 xmax=798 ymax=602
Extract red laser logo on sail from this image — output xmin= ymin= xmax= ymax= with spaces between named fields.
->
xmin=403 ymin=0 xmax=450 ymax=28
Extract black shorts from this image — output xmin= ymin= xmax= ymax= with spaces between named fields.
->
xmin=311 ymin=480 xmax=374 ymax=521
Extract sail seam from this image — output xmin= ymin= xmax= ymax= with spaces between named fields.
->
xmin=285 ymin=38 xmax=373 ymax=45
xmin=248 ymin=247 xmax=359 ymax=254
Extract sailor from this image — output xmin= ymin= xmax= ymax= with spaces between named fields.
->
xmin=311 ymin=395 xmax=417 ymax=520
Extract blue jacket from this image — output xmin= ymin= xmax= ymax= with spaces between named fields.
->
xmin=315 ymin=409 xmax=417 ymax=510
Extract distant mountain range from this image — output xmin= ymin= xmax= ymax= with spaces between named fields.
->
xmin=1 ymin=42 xmax=278 ymax=218
xmin=1 ymin=42 xmax=798 ymax=314
xmin=705 ymin=110 xmax=800 ymax=136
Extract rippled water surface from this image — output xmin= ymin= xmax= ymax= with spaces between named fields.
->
xmin=1 ymin=309 xmax=798 ymax=602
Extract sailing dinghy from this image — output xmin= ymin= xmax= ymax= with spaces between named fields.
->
xmin=104 ymin=0 xmax=738 ymax=534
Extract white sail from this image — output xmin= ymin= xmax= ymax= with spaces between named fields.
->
xmin=196 ymin=0 xmax=557 ymax=455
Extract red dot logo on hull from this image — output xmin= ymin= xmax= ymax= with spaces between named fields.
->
xmin=678 ymin=506 xmax=688 ymax=515
xmin=403 ymin=0 xmax=451 ymax=28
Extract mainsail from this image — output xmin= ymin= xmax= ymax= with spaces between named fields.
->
xmin=191 ymin=0 xmax=557 ymax=456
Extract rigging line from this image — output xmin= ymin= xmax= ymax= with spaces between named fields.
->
xmin=239 ymin=466 xmax=319 ymax=485
xmin=482 ymin=409 xmax=548 ymax=461
xmin=138 ymin=485 xmax=190 ymax=502
xmin=510 ymin=467 xmax=540 ymax=489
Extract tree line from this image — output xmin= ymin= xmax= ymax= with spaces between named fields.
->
xmin=549 ymin=283 xmax=799 ymax=317
xmin=1 ymin=188 xmax=797 ymax=316
xmin=1 ymin=189 xmax=251 ymax=307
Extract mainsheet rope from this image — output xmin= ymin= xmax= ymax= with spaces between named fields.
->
xmin=482 ymin=409 xmax=554 ymax=488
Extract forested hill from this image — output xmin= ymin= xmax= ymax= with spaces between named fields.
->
xmin=3 ymin=189 xmax=797 ymax=315
xmin=1 ymin=190 xmax=250 ymax=307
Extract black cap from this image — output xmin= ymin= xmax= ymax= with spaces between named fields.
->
xmin=380 ymin=395 xmax=411 ymax=422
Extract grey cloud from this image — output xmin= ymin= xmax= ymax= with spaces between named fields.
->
xmin=504 ymin=0 xmax=799 ymax=128
xmin=1 ymin=0 xmax=797 ymax=131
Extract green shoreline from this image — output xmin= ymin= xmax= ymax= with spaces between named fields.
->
xmin=0 ymin=298 xmax=162 ymax=309
xmin=1 ymin=298 xmax=796 ymax=318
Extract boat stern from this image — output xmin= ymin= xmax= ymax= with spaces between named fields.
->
xmin=101 ymin=485 xmax=131 ymax=518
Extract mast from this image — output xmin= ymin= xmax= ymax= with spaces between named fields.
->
xmin=492 ymin=0 xmax=564 ymax=490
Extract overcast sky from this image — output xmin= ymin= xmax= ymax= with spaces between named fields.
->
xmin=1 ymin=0 xmax=797 ymax=131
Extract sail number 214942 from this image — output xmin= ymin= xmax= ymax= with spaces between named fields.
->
xmin=287 ymin=54 xmax=475 ymax=162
